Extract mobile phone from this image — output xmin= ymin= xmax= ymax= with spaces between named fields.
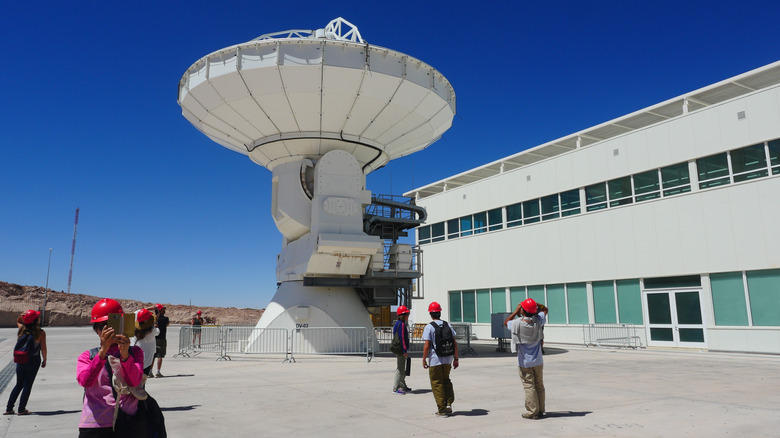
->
xmin=106 ymin=313 xmax=136 ymax=338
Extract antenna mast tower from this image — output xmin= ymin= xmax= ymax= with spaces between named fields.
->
xmin=67 ymin=207 xmax=79 ymax=293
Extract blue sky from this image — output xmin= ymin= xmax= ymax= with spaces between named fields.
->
xmin=2 ymin=1 xmax=779 ymax=309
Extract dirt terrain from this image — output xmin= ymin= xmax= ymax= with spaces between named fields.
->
xmin=0 ymin=281 xmax=263 ymax=327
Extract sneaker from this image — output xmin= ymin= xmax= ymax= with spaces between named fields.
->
xmin=434 ymin=412 xmax=449 ymax=417
xmin=155 ymin=372 xmax=163 ymax=378
xmin=445 ymin=405 xmax=453 ymax=414
xmin=147 ymin=373 xmax=154 ymax=378
xmin=403 ymin=387 xmax=412 ymax=392
xmin=393 ymin=389 xmax=405 ymax=395
xmin=521 ymin=412 xmax=538 ymax=419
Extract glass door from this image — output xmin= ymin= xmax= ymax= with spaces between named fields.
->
xmin=644 ymin=290 xmax=707 ymax=348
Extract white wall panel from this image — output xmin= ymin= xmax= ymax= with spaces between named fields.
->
xmin=717 ymin=99 xmax=751 ymax=149
xmin=691 ymin=107 xmax=724 ymax=157
xmin=666 ymin=118 xmax=695 ymax=165
xmin=745 ymin=89 xmax=780 ymax=143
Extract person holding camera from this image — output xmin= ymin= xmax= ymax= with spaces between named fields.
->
xmin=504 ymin=298 xmax=548 ymax=419
xmin=5 ymin=310 xmax=46 ymax=416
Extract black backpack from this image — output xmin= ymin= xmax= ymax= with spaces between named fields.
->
xmin=13 ymin=332 xmax=35 ymax=364
xmin=430 ymin=321 xmax=455 ymax=357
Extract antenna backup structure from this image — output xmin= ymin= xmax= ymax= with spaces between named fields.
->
xmin=178 ymin=18 xmax=455 ymax=351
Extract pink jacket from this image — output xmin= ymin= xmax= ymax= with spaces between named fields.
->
xmin=77 ymin=345 xmax=144 ymax=428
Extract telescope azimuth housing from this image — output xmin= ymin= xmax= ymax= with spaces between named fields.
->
xmin=177 ymin=17 xmax=456 ymax=174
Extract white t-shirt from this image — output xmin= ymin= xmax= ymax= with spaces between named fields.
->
xmin=507 ymin=312 xmax=546 ymax=368
xmin=422 ymin=320 xmax=457 ymax=366
xmin=133 ymin=327 xmax=160 ymax=369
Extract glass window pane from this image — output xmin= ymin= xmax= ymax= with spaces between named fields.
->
xmin=449 ymin=291 xmax=462 ymax=323
xmin=546 ymin=284 xmax=566 ymax=324
xmin=768 ymin=139 xmax=780 ymax=168
xmin=586 ymin=183 xmax=607 ymax=211
xmin=616 ymin=279 xmax=643 ymax=324
xmin=650 ymin=327 xmax=674 ymax=341
xmin=527 ymin=285 xmax=545 ymax=305
xmin=477 ymin=289 xmax=491 ymax=323
xmin=488 ymin=208 xmax=503 ymax=231
xmin=491 ymin=288 xmax=507 ymax=313
xmin=419 ymin=226 xmax=430 ymax=244
xmin=710 ymin=272 xmax=749 ymax=326
xmin=473 ymin=212 xmax=487 ymax=234
xmin=644 ymin=275 xmax=701 ymax=289
xmin=731 ymin=143 xmax=768 ymax=182
xmin=746 ymin=269 xmax=780 ymax=326
xmin=507 ymin=203 xmax=522 ymax=227
xmin=593 ymin=281 xmax=617 ymax=323
xmin=462 ymin=290 xmax=476 ymax=323
xmin=523 ymin=199 xmax=540 ymax=223
xmin=566 ymin=283 xmax=589 ymax=324
xmin=647 ymin=293 xmax=672 ymax=324
xmin=447 ymin=219 xmax=459 ymax=239
xmin=560 ymin=189 xmax=581 ymax=216
xmin=633 ymin=170 xmax=659 ymax=194
xmin=541 ymin=194 xmax=560 ymax=220
xmin=431 ymin=222 xmax=445 ymax=242
xmin=509 ymin=286 xmax=526 ymax=309
xmin=697 ymin=153 xmax=730 ymax=189
xmin=608 ymin=176 xmax=633 ymax=207
xmin=674 ymin=292 xmax=702 ymax=325
xmin=679 ymin=328 xmax=704 ymax=342
xmin=661 ymin=162 xmax=691 ymax=196
xmin=460 ymin=216 xmax=472 ymax=237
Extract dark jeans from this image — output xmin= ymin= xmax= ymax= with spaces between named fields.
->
xmin=6 ymin=355 xmax=41 ymax=412
xmin=78 ymin=427 xmax=115 ymax=438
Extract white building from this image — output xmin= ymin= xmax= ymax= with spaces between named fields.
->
xmin=405 ymin=61 xmax=780 ymax=354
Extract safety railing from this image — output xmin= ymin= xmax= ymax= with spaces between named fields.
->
xmin=582 ymin=324 xmax=642 ymax=349
xmin=174 ymin=326 xmax=225 ymax=359
xmin=290 ymin=327 xmax=373 ymax=362
xmin=222 ymin=326 xmax=290 ymax=361
xmin=372 ymin=326 xmax=424 ymax=354
xmin=407 ymin=322 xmax=475 ymax=355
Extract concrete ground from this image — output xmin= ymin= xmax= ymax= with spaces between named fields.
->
xmin=0 ymin=326 xmax=779 ymax=438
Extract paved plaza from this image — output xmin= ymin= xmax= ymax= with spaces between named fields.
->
xmin=1 ymin=326 xmax=779 ymax=437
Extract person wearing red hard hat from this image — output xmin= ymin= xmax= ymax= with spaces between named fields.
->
xmin=151 ymin=304 xmax=169 ymax=378
xmin=5 ymin=310 xmax=47 ymax=416
xmin=504 ymin=298 xmax=549 ymax=419
xmin=421 ymin=301 xmax=459 ymax=416
xmin=391 ymin=305 xmax=412 ymax=394
xmin=133 ymin=308 xmax=160 ymax=378
xmin=77 ymin=299 xmax=145 ymax=435
xmin=191 ymin=310 xmax=204 ymax=348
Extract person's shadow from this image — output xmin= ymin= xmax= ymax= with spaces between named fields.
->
xmin=450 ymin=409 xmax=489 ymax=416
xmin=160 ymin=405 xmax=200 ymax=412
xmin=540 ymin=411 xmax=592 ymax=418
xmin=31 ymin=410 xmax=81 ymax=416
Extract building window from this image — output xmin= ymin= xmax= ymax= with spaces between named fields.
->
xmin=633 ymin=170 xmax=660 ymax=202
xmin=447 ymin=218 xmax=459 ymax=240
xmin=593 ymin=281 xmax=617 ymax=323
xmin=616 ymin=279 xmax=642 ymax=324
xmin=608 ymin=176 xmax=633 ymax=207
xmin=523 ymin=199 xmax=540 ymax=223
xmin=473 ymin=212 xmax=487 ymax=234
xmin=491 ymin=288 xmax=507 ymax=313
xmin=697 ymin=152 xmax=730 ymax=189
xmin=431 ymin=222 xmax=445 ymax=242
xmin=528 ymin=285 xmax=545 ymax=306
xmin=585 ymin=183 xmax=607 ymax=211
xmin=710 ymin=272 xmax=749 ymax=326
xmin=506 ymin=203 xmax=522 ymax=228
xmin=546 ymin=284 xmax=566 ymax=324
xmin=731 ymin=143 xmax=768 ymax=182
xmin=460 ymin=216 xmax=473 ymax=237
xmin=566 ymin=283 xmax=589 ymax=324
xmin=476 ymin=289 xmax=491 ymax=323
xmin=660 ymin=162 xmax=691 ymax=196
xmin=418 ymin=226 xmax=431 ymax=245
xmin=509 ymin=286 xmax=526 ymax=308
xmin=449 ymin=291 xmax=462 ymax=323
xmin=560 ymin=189 xmax=581 ymax=217
xmin=462 ymin=290 xmax=476 ymax=323
xmin=540 ymin=194 xmax=560 ymax=221
xmin=488 ymin=208 xmax=503 ymax=231
xmin=769 ymin=139 xmax=780 ymax=175
xmin=746 ymin=269 xmax=780 ymax=326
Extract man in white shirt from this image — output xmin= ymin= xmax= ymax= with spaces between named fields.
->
xmin=422 ymin=301 xmax=459 ymax=417
xmin=505 ymin=298 xmax=548 ymax=419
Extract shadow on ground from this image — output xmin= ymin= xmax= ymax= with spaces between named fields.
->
xmin=541 ymin=411 xmax=592 ymax=418
xmin=160 ymin=405 xmax=200 ymax=412
xmin=31 ymin=410 xmax=81 ymax=416
xmin=451 ymin=409 xmax=489 ymax=417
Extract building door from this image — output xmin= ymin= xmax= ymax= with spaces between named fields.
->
xmin=644 ymin=290 xmax=707 ymax=348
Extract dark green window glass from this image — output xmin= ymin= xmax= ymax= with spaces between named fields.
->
xmin=546 ymin=284 xmax=566 ymax=324
xmin=449 ymin=291 xmax=462 ymax=323
xmin=506 ymin=203 xmax=522 ymax=227
xmin=476 ymin=289 xmax=491 ymax=323
xmin=647 ymin=293 xmax=672 ymax=324
xmin=431 ymin=222 xmax=445 ymax=242
xmin=731 ymin=143 xmax=768 ymax=182
xmin=488 ymin=208 xmax=503 ymax=231
xmin=633 ymin=170 xmax=660 ymax=202
xmin=491 ymin=288 xmax=507 ymax=313
xmin=710 ymin=272 xmax=748 ymax=326
xmin=650 ymin=327 xmax=674 ymax=342
xmin=473 ymin=212 xmax=487 ymax=234
xmin=541 ymin=194 xmax=560 ymax=220
xmin=447 ymin=218 xmax=459 ymax=239
xmin=679 ymin=328 xmax=704 ymax=342
xmin=560 ymin=189 xmax=581 ymax=216
xmin=608 ymin=176 xmax=633 ymax=207
xmin=697 ymin=153 xmax=730 ymax=189
xmin=768 ymin=139 xmax=780 ymax=173
xmin=523 ymin=199 xmax=540 ymax=223
xmin=661 ymin=162 xmax=691 ymax=196
xmin=509 ymin=287 xmax=525 ymax=309
xmin=566 ymin=283 xmax=589 ymax=324
xmin=460 ymin=216 xmax=472 ymax=237
xmin=675 ymin=292 xmax=702 ymax=325
xmin=616 ymin=279 xmax=643 ymax=324
xmin=462 ymin=290 xmax=476 ymax=323
xmin=593 ymin=281 xmax=617 ymax=323
xmin=419 ymin=226 xmax=431 ymax=244
xmin=585 ymin=183 xmax=607 ymax=211
xmin=644 ymin=275 xmax=701 ymax=289
xmin=746 ymin=269 xmax=780 ymax=326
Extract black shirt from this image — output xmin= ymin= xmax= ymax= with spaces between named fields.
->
xmin=156 ymin=316 xmax=170 ymax=339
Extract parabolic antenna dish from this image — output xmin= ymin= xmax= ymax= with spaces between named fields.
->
xmin=177 ymin=18 xmax=456 ymax=173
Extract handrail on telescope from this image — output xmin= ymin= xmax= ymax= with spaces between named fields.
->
xmin=252 ymin=17 xmax=364 ymax=44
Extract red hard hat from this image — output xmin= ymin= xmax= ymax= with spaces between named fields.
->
xmin=22 ymin=309 xmax=40 ymax=325
xmin=91 ymin=298 xmax=123 ymax=323
xmin=396 ymin=305 xmax=410 ymax=315
xmin=521 ymin=298 xmax=538 ymax=314
xmin=197 ymin=310 xmax=202 ymax=315
xmin=155 ymin=303 xmax=164 ymax=311
xmin=137 ymin=308 xmax=153 ymax=323
xmin=428 ymin=302 xmax=442 ymax=313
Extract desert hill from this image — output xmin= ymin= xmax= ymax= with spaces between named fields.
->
xmin=0 ymin=281 xmax=263 ymax=327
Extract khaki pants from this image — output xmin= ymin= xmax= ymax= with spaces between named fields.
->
xmin=393 ymin=354 xmax=408 ymax=390
xmin=519 ymin=364 xmax=545 ymax=416
xmin=429 ymin=364 xmax=454 ymax=413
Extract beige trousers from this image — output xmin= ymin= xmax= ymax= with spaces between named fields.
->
xmin=519 ymin=364 xmax=545 ymax=416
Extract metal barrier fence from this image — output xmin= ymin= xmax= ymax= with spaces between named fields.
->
xmin=377 ymin=322 xmax=476 ymax=356
xmin=222 ymin=326 xmax=289 ymax=359
xmin=582 ymin=324 xmax=642 ymax=349
xmin=174 ymin=326 xmax=224 ymax=359
xmin=290 ymin=327 xmax=372 ymax=362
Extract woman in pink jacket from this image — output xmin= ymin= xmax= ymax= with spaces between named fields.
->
xmin=77 ymin=299 xmax=144 ymax=438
